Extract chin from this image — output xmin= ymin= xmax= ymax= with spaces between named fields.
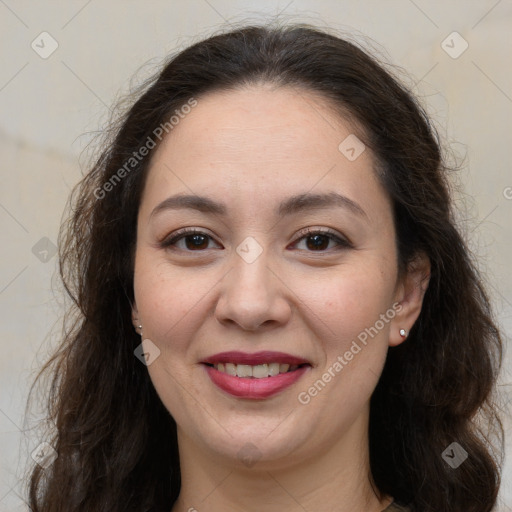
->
xmin=184 ymin=414 xmax=315 ymax=469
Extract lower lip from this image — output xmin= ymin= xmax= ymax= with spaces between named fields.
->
xmin=203 ymin=364 xmax=310 ymax=399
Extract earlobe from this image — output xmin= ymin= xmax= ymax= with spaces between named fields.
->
xmin=131 ymin=300 xmax=138 ymax=323
xmin=389 ymin=252 xmax=431 ymax=347
xmin=131 ymin=302 xmax=142 ymax=334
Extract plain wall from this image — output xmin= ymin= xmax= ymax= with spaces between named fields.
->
xmin=0 ymin=1 xmax=511 ymax=510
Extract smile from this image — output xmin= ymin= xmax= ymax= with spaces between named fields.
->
xmin=208 ymin=362 xmax=301 ymax=378
xmin=201 ymin=351 xmax=312 ymax=399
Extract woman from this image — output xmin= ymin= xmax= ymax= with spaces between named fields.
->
xmin=27 ymin=23 xmax=504 ymax=512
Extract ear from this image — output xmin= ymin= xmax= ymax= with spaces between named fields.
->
xmin=131 ymin=300 xmax=141 ymax=331
xmin=389 ymin=252 xmax=430 ymax=347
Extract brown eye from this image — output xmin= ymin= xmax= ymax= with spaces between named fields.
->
xmin=161 ymin=229 xmax=221 ymax=251
xmin=304 ymin=233 xmax=331 ymax=251
xmin=292 ymin=229 xmax=352 ymax=252
xmin=181 ymin=233 xmax=210 ymax=250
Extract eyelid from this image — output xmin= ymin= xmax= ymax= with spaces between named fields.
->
xmin=160 ymin=227 xmax=220 ymax=249
xmin=291 ymin=227 xmax=353 ymax=249
xmin=160 ymin=226 xmax=353 ymax=252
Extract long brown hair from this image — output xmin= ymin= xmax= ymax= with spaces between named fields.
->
xmin=26 ymin=23 xmax=504 ymax=511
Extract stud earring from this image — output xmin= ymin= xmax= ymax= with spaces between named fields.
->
xmin=399 ymin=328 xmax=408 ymax=338
xmin=134 ymin=323 xmax=143 ymax=335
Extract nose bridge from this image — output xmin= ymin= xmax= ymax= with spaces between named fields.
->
xmin=229 ymin=239 xmax=273 ymax=309
xmin=215 ymin=236 xmax=290 ymax=330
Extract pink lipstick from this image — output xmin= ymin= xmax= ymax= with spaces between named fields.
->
xmin=201 ymin=351 xmax=311 ymax=399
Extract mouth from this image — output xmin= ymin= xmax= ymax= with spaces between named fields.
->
xmin=201 ymin=351 xmax=312 ymax=399
xmin=203 ymin=362 xmax=309 ymax=378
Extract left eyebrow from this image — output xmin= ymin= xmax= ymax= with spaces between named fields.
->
xmin=150 ymin=194 xmax=227 ymax=219
xmin=277 ymin=192 xmax=368 ymax=219
xmin=149 ymin=191 xmax=368 ymax=220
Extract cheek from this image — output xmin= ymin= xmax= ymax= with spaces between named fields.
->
xmin=133 ymin=252 xmax=207 ymax=419
xmin=295 ymin=268 xmax=394 ymax=420
xmin=133 ymin=252 xmax=203 ymax=349
xmin=299 ymin=261 xmax=396 ymax=352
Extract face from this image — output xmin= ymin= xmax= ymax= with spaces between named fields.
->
xmin=132 ymin=85 xmax=419 ymax=469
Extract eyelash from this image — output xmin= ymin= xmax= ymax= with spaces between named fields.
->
xmin=160 ymin=227 xmax=352 ymax=253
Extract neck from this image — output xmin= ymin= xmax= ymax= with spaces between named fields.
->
xmin=171 ymin=410 xmax=392 ymax=512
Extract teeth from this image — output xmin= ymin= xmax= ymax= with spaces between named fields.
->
xmin=225 ymin=363 xmax=236 ymax=376
xmin=213 ymin=362 xmax=301 ymax=378
xmin=237 ymin=364 xmax=252 ymax=378
xmin=252 ymin=364 xmax=268 ymax=378
xmin=268 ymin=363 xmax=280 ymax=376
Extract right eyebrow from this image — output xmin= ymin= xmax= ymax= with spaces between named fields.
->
xmin=150 ymin=194 xmax=227 ymax=219
xmin=149 ymin=191 xmax=368 ymax=221
xmin=277 ymin=191 xmax=368 ymax=219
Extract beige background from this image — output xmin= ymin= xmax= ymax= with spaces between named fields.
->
xmin=0 ymin=1 xmax=511 ymax=510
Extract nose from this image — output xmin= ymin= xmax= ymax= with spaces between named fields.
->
xmin=214 ymin=248 xmax=292 ymax=332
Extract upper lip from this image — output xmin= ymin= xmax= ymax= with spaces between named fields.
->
xmin=201 ymin=351 xmax=310 ymax=366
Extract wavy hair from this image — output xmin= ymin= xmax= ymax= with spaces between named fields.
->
xmin=26 ymin=23 xmax=503 ymax=512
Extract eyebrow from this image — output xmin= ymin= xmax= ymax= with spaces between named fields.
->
xmin=149 ymin=191 xmax=368 ymax=220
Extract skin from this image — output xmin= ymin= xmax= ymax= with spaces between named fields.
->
xmin=131 ymin=84 xmax=430 ymax=512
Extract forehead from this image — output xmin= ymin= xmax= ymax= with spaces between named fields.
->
xmin=141 ymin=85 xmax=391 ymax=224
xmin=155 ymin=84 xmax=359 ymax=163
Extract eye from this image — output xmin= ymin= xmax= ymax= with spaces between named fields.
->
xmin=160 ymin=228 xmax=221 ymax=251
xmin=160 ymin=227 xmax=352 ymax=253
xmin=291 ymin=228 xmax=352 ymax=252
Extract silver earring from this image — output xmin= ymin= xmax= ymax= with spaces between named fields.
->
xmin=135 ymin=324 xmax=143 ymax=335
xmin=399 ymin=328 xmax=408 ymax=338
